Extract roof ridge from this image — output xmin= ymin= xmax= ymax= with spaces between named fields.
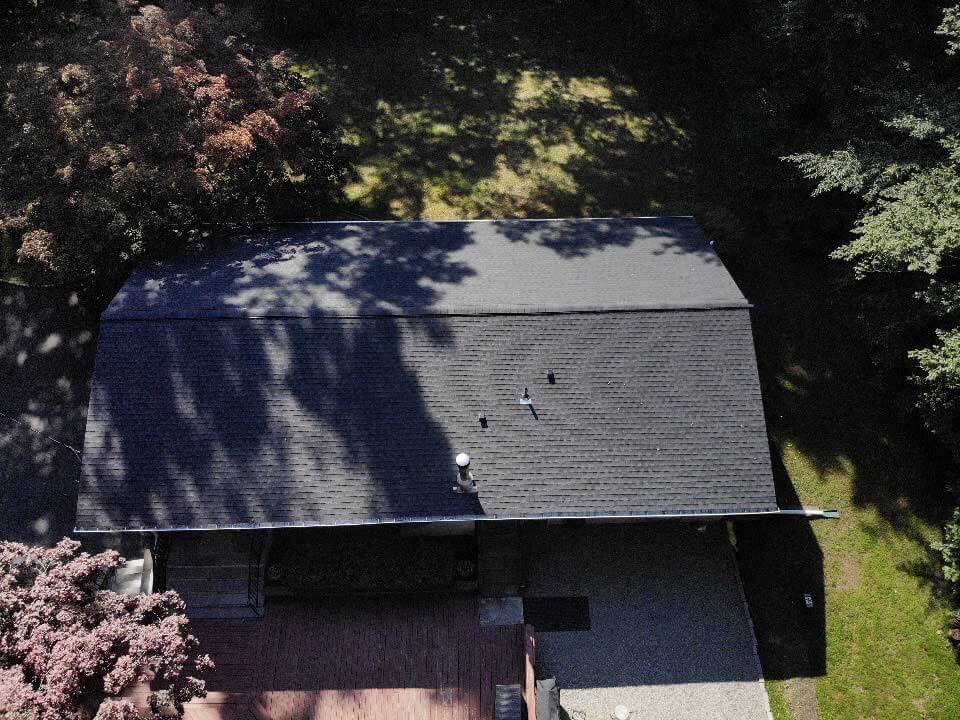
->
xmin=275 ymin=215 xmax=697 ymax=226
xmin=102 ymin=303 xmax=753 ymax=322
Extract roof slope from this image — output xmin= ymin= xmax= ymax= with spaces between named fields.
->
xmin=104 ymin=217 xmax=748 ymax=319
xmin=77 ymin=217 xmax=776 ymax=531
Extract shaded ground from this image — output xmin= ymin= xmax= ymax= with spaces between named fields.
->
xmin=266 ymin=526 xmax=476 ymax=595
xmin=523 ymin=522 xmax=771 ymax=720
xmin=288 ymin=0 xmax=784 ymax=236
xmin=0 ymin=281 xmax=98 ymax=544
xmin=731 ymin=250 xmax=960 ymax=720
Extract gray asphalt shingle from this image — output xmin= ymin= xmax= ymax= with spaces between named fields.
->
xmin=77 ymin=218 xmax=776 ymax=531
xmin=104 ymin=217 xmax=748 ymax=319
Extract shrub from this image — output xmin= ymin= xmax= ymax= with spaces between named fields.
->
xmin=0 ymin=538 xmax=211 ymax=719
xmin=935 ymin=506 xmax=960 ymax=598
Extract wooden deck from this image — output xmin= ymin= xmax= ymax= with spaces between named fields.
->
xmin=169 ymin=595 xmax=524 ymax=720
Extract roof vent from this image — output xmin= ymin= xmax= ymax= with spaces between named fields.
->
xmin=547 ymin=370 xmax=556 ymax=384
xmin=478 ymin=413 xmax=488 ymax=428
xmin=453 ymin=452 xmax=478 ymax=494
xmin=520 ymin=388 xmax=533 ymax=406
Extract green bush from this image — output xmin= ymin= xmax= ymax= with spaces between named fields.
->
xmin=935 ymin=507 xmax=960 ymax=596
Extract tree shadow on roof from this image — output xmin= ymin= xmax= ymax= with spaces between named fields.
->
xmin=83 ymin=222 xmax=477 ymax=530
xmin=489 ymin=216 xmax=719 ymax=263
xmin=79 ymin=218 xmax=727 ymax=531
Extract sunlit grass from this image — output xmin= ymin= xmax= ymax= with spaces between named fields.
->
xmin=298 ymin=56 xmax=690 ymax=219
xmin=766 ymin=681 xmax=791 ymax=719
xmin=769 ymin=434 xmax=960 ymax=720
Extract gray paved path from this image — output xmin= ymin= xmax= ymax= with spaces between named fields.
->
xmin=524 ymin=522 xmax=772 ymax=720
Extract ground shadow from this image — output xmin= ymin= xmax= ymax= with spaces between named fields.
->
xmin=728 ymin=241 xmax=958 ymax=691
xmin=735 ymin=244 xmax=956 ymax=527
xmin=0 ymin=281 xmax=98 ymax=544
xmin=734 ymin=459 xmax=826 ymax=682
xmin=264 ymin=0 xmax=774 ymax=225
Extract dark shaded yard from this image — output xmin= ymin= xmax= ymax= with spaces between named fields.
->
xmin=730 ymin=250 xmax=960 ymax=719
xmin=0 ymin=282 xmax=97 ymax=545
xmin=287 ymin=1 xmax=783 ymax=231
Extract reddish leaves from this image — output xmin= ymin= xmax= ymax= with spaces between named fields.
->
xmin=0 ymin=538 xmax=210 ymax=720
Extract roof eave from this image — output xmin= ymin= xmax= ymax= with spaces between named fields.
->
xmin=73 ymin=505 xmax=781 ymax=533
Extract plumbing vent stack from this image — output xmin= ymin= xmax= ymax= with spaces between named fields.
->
xmin=454 ymin=452 xmax=478 ymax=494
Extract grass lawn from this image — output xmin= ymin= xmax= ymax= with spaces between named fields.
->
xmin=733 ymin=263 xmax=960 ymax=720
xmin=283 ymin=4 xmax=960 ymax=717
xmin=775 ymin=472 xmax=960 ymax=720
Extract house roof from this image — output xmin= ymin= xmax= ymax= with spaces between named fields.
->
xmin=103 ymin=217 xmax=749 ymax=319
xmin=77 ymin=217 xmax=777 ymax=532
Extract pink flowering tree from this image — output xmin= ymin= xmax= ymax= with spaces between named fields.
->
xmin=0 ymin=538 xmax=212 ymax=720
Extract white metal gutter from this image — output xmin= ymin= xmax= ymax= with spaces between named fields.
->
xmin=73 ymin=507 xmax=839 ymax=534
xmin=776 ymin=507 xmax=841 ymax=519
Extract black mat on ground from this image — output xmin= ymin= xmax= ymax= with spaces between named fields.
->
xmin=523 ymin=596 xmax=590 ymax=631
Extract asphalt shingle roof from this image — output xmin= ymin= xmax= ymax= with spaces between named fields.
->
xmin=103 ymin=217 xmax=748 ymax=319
xmin=77 ymin=217 xmax=777 ymax=531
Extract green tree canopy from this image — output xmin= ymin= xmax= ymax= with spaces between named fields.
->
xmin=786 ymin=6 xmax=960 ymax=435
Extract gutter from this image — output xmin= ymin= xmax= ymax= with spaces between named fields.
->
xmin=74 ymin=506 xmax=838 ymax=534
xmin=776 ymin=507 xmax=841 ymax=519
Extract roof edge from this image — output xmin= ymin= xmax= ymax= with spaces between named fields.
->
xmin=275 ymin=215 xmax=697 ymax=225
xmin=101 ymin=302 xmax=754 ymax=322
xmin=74 ymin=506 xmax=781 ymax=533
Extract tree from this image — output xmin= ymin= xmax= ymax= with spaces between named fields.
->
xmin=0 ymin=0 xmax=345 ymax=282
xmin=0 ymin=538 xmax=211 ymax=720
xmin=786 ymin=4 xmax=960 ymax=589
xmin=786 ymin=5 xmax=960 ymax=436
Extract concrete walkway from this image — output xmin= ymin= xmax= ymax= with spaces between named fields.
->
xmin=523 ymin=522 xmax=771 ymax=720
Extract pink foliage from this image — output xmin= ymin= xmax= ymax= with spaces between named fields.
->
xmin=0 ymin=538 xmax=210 ymax=720
xmin=1 ymin=0 xmax=344 ymax=279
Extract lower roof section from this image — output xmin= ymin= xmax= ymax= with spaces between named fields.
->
xmin=77 ymin=309 xmax=777 ymax=531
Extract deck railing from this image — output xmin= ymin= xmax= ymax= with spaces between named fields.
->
xmin=524 ymin=623 xmax=537 ymax=719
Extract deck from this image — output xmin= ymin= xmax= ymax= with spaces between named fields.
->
xmin=171 ymin=595 xmax=524 ymax=720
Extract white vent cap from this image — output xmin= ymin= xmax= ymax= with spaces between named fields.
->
xmin=455 ymin=452 xmax=471 ymax=468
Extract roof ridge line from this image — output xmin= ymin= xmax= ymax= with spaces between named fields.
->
xmin=276 ymin=215 xmax=697 ymax=226
xmin=102 ymin=302 xmax=753 ymax=322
